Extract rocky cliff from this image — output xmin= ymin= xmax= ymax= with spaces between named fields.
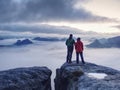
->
xmin=55 ymin=62 xmax=120 ymax=90
xmin=0 ymin=67 xmax=52 ymax=90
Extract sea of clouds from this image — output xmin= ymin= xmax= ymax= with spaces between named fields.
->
xmin=0 ymin=30 xmax=120 ymax=90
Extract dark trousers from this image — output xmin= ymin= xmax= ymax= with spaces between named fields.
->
xmin=76 ymin=52 xmax=85 ymax=64
xmin=66 ymin=46 xmax=73 ymax=63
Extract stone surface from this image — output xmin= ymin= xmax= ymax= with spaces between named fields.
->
xmin=0 ymin=67 xmax=52 ymax=90
xmin=55 ymin=62 xmax=120 ymax=90
xmin=54 ymin=62 xmax=84 ymax=90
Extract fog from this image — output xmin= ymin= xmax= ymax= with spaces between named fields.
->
xmin=0 ymin=40 xmax=120 ymax=89
xmin=1 ymin=41 xmax=119 ymax=71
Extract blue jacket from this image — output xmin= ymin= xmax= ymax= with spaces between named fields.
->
xmin=66 ymin=39 xmax=75 ymax=47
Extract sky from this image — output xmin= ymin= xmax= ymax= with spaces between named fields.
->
xmin=0 ymin=0 xmax=120 ymax=34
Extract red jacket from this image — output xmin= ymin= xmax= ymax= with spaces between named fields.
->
xmin=75 ymin=41 xmax=83 ymax=52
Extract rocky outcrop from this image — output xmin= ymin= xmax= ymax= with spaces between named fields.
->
xmin=0 ymin=67 xmax=52 ymax=90
xmin=14 ymin=39 xmax=33 ymax=46
xmin=54 ymin=63 xmax=84 ymax=90
xmin=0 ymin=39 xmax=33 ymax=47
xmin=55 ymin=62 xmax=120 ymax=90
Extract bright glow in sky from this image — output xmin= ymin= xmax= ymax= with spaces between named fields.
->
xmin=40 ymin=22 xmax=120 ymax=33
xmin=41 ymin=0 xmax=120 ymax=34
xmin=44 ymin=0 xmax=119 ymax=34
xmin=81 ymin=0 xmax=120 ymax=20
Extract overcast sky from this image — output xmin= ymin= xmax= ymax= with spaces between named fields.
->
xmin=0 ymin=0 xmax=120 ymax=34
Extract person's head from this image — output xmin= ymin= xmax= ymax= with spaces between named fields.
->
xmin=69 ymin=34 xmax=73 ymax=39
xmin=77 ymin=37 xmax=81 ymax=41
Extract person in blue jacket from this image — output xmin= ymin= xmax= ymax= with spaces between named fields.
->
xmin=66 ymin=34 xmax=75 ymax=63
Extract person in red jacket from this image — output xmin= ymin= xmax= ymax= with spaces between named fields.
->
xmin=75 ymin=37 xmax=85 ymax=64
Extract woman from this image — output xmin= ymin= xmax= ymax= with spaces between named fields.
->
xmin=75 ymin=37 xmax=85 ymax=64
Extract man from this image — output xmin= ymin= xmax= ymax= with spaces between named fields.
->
xmin=75 ymin=37 xmax=85 ymax=64
xmin=66 ymin=34 xmax=75 ymax=63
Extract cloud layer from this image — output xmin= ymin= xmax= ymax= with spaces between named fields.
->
xmin=0 ymin=0 xmax=115 ymax=23
xmin=114 ymin=25 xmax=120 ymax=30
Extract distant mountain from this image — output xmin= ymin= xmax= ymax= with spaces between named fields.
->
xmin=33 ymin=37 xmax=66 ymax=41
xmin=0 ymin=37 xmax=66 ymax=48
xmin=0 ymin=39 xmax=33 ymax=47
xmin=87 ymin=36 xmax=120 ymax=48
xmin=14 ymin=39 xmax=33 ymax=46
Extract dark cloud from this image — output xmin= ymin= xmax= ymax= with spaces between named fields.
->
xmin=0 ymin=0 xmax=25 ymax=23
xmin=0 ymin=24 xmax=84 ymax=35
xmin=0 ymin=0 xmax=116 ymax=23
xmin=114 ymin=25 xmax=120 ymax=30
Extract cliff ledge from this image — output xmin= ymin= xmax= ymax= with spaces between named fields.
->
xmin=55 ymin=62 xmax=120 ymax=90
xmin=0 ymin=67 xmax=52 ymax=90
